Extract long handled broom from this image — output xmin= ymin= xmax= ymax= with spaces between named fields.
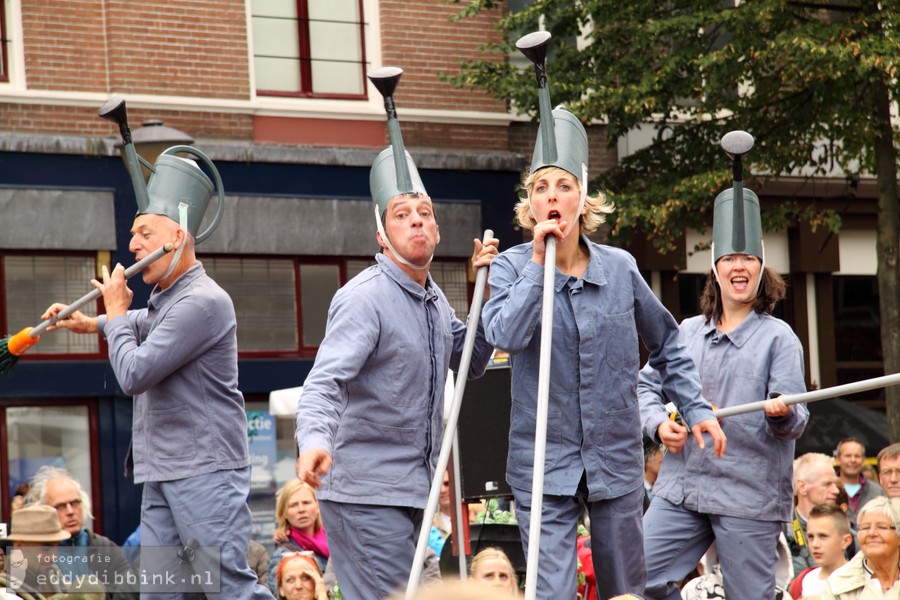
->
xmin=0 ymin=242 xmax=174 ymax=379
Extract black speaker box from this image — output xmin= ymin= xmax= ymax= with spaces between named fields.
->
xmin=456 ymin=363 xmax=513 ymax=500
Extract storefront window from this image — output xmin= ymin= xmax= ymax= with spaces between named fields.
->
xmin=4 ymin=404 xmax=93 ymax=528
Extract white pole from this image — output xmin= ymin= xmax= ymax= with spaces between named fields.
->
xmin=524 ymin=235 xmax=556 ymax=600
xmin=405 ymin=230 xmax=494 ymax=599
xmin=452 ymin=432 xmax=468 ymax=579
xmin=713 ymin=372 xmax=900 ymax=418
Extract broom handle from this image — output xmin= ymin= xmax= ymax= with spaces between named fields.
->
xmin=29 ymin=243 xmax=175 ymax=338
xmin=713 ymin=372 xmax=900 ymax=418
xmin=524 ymin=234 xmax=556 ymax=600
xmin=406 ymin=229 xmax=493 ymax=599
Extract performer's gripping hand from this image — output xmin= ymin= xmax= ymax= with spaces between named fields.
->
xmin=41 ymin=303 xmax=98 ymax=334
xmin=92 ymin=263 xmax=133 ymax=321
xmin=531 ymin=219 xmax=568 ymax=266
xmin=763 ymin=395 xmax=792 ymax=418
xmin=691 ymin=418 xmax=727 ymax=457
xmin=657 ymin=419 xmax=689 ymax=454
xmin=471 ymin=236 xmax=499 ymax=270
xmin=297 ymin=448 xmax=333 ymax=489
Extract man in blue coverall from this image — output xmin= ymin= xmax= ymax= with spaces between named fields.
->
xmin=295 ymin=67 xmax=499 ymax=600
xmin=43 ymin=175 xmax=272 ymax=599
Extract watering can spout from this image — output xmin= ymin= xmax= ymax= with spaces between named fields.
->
xmin=99 ymin=96 xmax=151 ymax=214
xmin=99 ymin=97 xmax=225 ymax=244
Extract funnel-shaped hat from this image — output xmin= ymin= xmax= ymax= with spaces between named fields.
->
xmin=712 ymin=130 xmax=763 ymax=262
xmin=97 ymin=97 xmax=224 ymax=245
xmin=368 ymin=67 xmax=427 ymax=217
xmin=516 ymin=31 xmax=589 ymax=183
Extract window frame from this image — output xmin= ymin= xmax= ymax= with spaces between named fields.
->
xmin=0 ymin=398 xmax=104 ymax=532
xmin=200 ymin=253 xmax=473 ymax=359
xmin=0 ymin=250 xmax=106 ymax=361
xmin=252 ymin=0 xmax=369 ymax=100
xmin=0 ymin=0 xmax=8 ymax=83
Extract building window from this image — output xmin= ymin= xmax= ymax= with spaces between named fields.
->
xmin=0 ymin=0 xmax=8 ymax=83
xmin=202 ymin=257 xmax=299 ymax=353
xmin=833 ymin=275 xmax=882 ymax=404
xmin=251 ymin=0 xmax=367 ymax=98
xmin=203 ymin=256 xmax=471 ymax=357
xmin=3 ymin=403 xmax=97 ymax=527
xmin=2 ymin=254 xmax=100 ymax=355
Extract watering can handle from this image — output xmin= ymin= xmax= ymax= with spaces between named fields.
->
xmin=161 ymin=145 xmax=226 ymax=245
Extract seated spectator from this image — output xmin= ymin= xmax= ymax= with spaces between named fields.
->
xmin=390 ymin=579 xmax=516 ymax=600
xmin=24 ymin=466 xmax=136 ymax=599
xmin=469 ymin=547 xmax=518 ymax=595
xmin=786 ymin=453 xmax=840 ymax=574
xmin=267 ymin=480 xmax=328 ymax=592
xmin=788 ymin=504 xmax=851 ymax=599
xmin=877 ymin=442 xmax=900 ymax=500
xmin=275 ymin=554 xmax=327 ymax=600
xmin=10 ymin=483 xmax=29 ymax=513
xmin=248 ymin=539 xmax=271 ymax=587
xmin=429 ymin=471 xmax=454 ymax=558
xmin=824 ymin=496 xmax=900 ymax=598
xmin=835 ymin=483 xmax=850 ymax=515
xmin=835 ymin=437 xmax=885 ymax=525
xmin=4 ymin=505 xmax=73 ymax=596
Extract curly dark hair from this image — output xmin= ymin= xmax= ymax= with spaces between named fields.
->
xmin=699 ymin=266 xmax=787 ymax=324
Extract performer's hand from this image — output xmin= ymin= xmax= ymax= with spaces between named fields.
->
xmin=657 ymin=419 xmax=688 ymax=454
xmin=471 ymin=236 xmax=499 ymax=270
xmin=297 ymin=449 xmax=332 ymax=489
xmin=92 ymin=263 xmax=133 ymax=321
xmin=692 ymin=418 xmax=727 ymax=457
xmin=764 ymin=395 xmax=792 ymax=418
xmin=41 ymin=303 xmax=99 ymax=334
xmin=471 ymin=236 xmax=500 ymax=300
xmin=531 ymin=219 xmax=568 ymax=266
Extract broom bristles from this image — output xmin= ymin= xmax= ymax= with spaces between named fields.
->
xmin=0 ymin=337 xmax=21 ymax=380
xmin=0 ymin=327 xmax=39 ymax=380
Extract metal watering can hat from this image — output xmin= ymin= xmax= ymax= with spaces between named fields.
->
xmin=99 ymin=97 xmax=225 ymax=245
xmin=712 ymin=130 xmax=764 ymax=263
xmin=368 ymin=67 xmax=428 ymax=218
xmin=517 ymin=31 xmax=589 ymax=187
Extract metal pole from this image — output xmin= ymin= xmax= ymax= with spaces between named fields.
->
xmin=452 ymin=431 xmax=468 ymax=580
xmin=30 ymin=242 xmax=175 ymax=338
xmin=713 ymin=372 xmax=900 ymax=419
xmin=524 ymin=235 xmax=556 ymax=600
xmin=405 ymin=229 xmax=494 ymax=599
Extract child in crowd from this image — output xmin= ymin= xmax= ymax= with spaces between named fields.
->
xmin=789 ymin=504 xmax=852 ymax=599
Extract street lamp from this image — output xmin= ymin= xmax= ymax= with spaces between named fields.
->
xmin=117 ymin=119 xmax=194 ymax=181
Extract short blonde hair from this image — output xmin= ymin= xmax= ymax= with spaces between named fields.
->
xmin=469 ymin=547 xmax=518 ymax=588
xmin=515 ymin=166 xmax=614 ymax=234
xmin=275 ymin=479 xmax=322 ymax=533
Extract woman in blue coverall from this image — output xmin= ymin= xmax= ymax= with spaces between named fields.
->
xmin=481 ymin=156 xmax=725 ymax=599
xmin=639 ymin=247 xmax=808 ymax=599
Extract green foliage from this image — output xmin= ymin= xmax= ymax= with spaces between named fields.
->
xmin=473 ymin=498 xmax=518 ymax=524
xmin=446 ymin=0 xmax=897 ymax=252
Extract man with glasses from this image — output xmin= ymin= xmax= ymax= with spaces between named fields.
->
xmin=25 ymin=465 xmax=137 ymax=599
xmin=878 ymin=443 xmax=900 ymax=500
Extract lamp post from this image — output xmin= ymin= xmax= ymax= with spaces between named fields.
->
xmin=117 ymin=119 xmax=194 ymax=181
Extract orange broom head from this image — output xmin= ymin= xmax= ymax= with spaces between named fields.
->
xmin=7 ymin=327 xmax=39 ymax=356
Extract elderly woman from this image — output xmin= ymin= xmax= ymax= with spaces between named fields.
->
xmin=267 ymin=479 xmax=328 ymax=592
xmin=825 ymin=496 xmax=900 ymax=599
xmin=469 ymin=547 xmax=518 ymax=595
xmin=275 ymin=554 xmax=328 ymax=600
